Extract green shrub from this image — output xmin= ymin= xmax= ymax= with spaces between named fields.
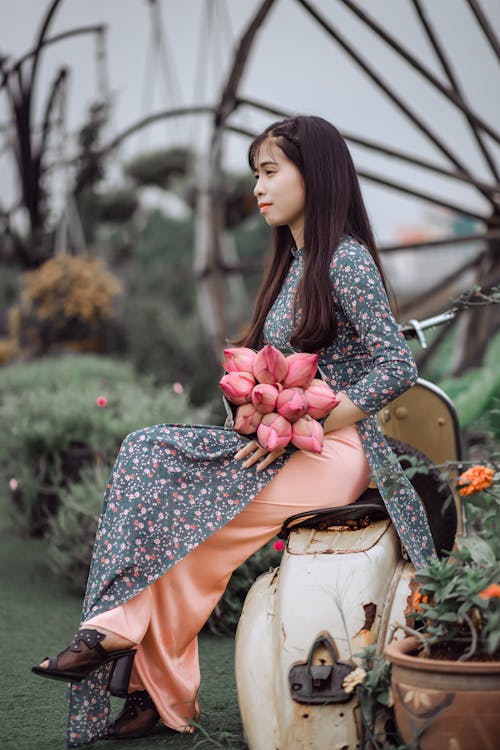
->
xmin=124 ymin=147 xmax=193 ymax=188
xmin=47 ymin=463 xmax=112 ymax=592
xmin=0 ymin=354 xmax=198 ymax=535
xmin=438 ymin=330 xmax=500 ymax=428
xmin=98 ymin=209 xmax=223 ymax=407
xmin=92 ymin=188 xmax=139 ymax=222
xmin=488 ymin=398 xmax=500 ymax=443
xmin=0 ymin=352 xmax=135 ymax=397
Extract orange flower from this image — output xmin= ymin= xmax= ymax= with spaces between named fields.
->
xmin=413 ymin=590 xmax=429 ymax=611
xmin=479 ymin=584 xmax=500 ymax=600
xmin=458 ymin=465 xmax=495 ymax=496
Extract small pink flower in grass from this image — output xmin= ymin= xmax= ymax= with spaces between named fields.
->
xmin=96 ymin=396 xmax=108 ymax=407
xmin=9 ymin=478 xmax=18 ymax=492
xmin=283 ymin=352 xmax=318 ymax=389
xmin=277 ymin=387 xmax=307 ymax=422
xmin=222 ymin=347 xmax=256 ymax=374
xmin=253 ymin=344 xmax=288 ymax=384
xmin=291 ymin=415 xmax=324 ymax=454
xmin=172 ymin=382 xmax=184 ymax=395
xmin=257 ymin=412 xmax=292 ymax=451
xmin=274 ymin=540 xmax=285 ymax=551
xmin=219 ymin=371 xmax=255 ymax=405
xmin=304 ymin=378 xmax=340 ymax=419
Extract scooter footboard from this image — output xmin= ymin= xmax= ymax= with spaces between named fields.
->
xmin=235 ymin=520 xmax=414 ymax=750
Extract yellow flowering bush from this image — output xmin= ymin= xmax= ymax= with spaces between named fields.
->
xmin=11 ymin=254 xmax=121 ymax=353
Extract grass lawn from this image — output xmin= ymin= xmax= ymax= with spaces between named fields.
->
xmin=0 ymin=521 xmax=245 ymax=749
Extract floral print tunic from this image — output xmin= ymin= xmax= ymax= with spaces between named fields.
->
xmin=67 ymin=235 xmax=435 ymax=747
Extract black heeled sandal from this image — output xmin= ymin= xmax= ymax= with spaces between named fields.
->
xmin=31 ymin=628 xmax=136 ymax=693
xmin=106 ymin=690 xmax=160 ymax=740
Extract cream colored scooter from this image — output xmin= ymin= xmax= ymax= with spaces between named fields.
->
xmin=235 ymin=313 xmax=460 ymax=750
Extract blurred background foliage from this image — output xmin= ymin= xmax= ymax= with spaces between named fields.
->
xmin=0 ymin=100 xmax=271 ymax=403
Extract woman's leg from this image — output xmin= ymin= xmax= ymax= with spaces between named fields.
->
xmin=85 ymin=425 xmax=370 ymax=731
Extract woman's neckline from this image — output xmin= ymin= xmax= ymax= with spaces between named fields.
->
xmin=291 ymin=234 xmax=352 ymax=258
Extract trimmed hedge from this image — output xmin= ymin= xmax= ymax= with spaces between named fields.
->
xmin=0 ymin=354 xmax=198 ymax=535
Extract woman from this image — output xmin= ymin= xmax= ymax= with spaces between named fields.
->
xmin=33 ymin=116 xmax=436 ymax=747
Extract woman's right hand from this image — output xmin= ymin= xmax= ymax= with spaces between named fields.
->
xmin=235 ymin=441 xmax=285 ymax=473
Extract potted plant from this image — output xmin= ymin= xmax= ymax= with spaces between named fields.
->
xmin=384 ymin=463 xmax=500 ymax=750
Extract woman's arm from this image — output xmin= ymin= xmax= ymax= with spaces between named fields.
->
xmin=330 ymin=241 xmax=418 ymax=415
xmin=322 ymin=391 xmax=367 ymax=432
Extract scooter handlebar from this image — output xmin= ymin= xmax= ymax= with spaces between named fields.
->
xmin=400 ymin=310 xmax=456 ymax=348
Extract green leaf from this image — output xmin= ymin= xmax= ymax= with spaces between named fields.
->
xmin=457 ymin=535 xmax=496 ymax=565
xmin=487 ymin=630 xmax=500 ymax=654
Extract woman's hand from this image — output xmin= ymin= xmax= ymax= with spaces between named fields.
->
xmin=322 ymin=391 xmax=368 ymax=433
xmin=235 ymin=440 xmax=285 ymax=473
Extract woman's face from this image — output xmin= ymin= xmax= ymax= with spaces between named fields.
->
xmin=253 ymin=139 xmax=305 ymax=246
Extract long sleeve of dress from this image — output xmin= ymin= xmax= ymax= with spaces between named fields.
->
xmin=329 ymin=241 xmax=418 ymax=414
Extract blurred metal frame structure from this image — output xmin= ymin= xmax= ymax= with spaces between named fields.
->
xmin=1 ymin=0 xmax=499 ymax=371
xmin=201 ymin=0 xmax=500 ymax=371
xmin=0 ymin=0 xmax=109 ymax=265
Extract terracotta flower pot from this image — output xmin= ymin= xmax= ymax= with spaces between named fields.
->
xmin=385 ymin=636 xmax=500 ymax=750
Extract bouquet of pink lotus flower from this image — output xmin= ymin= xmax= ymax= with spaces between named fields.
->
xmin=219 ymin=344 xmax=340 ymax=454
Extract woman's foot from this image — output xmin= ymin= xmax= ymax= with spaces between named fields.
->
xmin=36 ymin=627 xmax=134 ymax=671
xmin=32 ymin=628 xmax=136 ymax=684
xmin=106 ymin=691 xmax=160 ymax=739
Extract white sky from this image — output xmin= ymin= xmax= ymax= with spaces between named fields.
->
xmin=1 ymin=0 xmax=500 ymax=245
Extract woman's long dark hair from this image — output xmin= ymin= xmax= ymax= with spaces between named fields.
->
xmin=235 ymin=116 xmax=387 ymax=352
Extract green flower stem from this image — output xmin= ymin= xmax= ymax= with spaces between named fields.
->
xmin=457 ymin=611 xmax=478 ymax=662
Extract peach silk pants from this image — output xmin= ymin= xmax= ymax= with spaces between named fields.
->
xmin=85 ymin=425 xmax=371 ymax=732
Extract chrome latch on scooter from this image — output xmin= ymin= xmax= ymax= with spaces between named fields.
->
xmin=288 ymin=634 xmax=355 ymax=704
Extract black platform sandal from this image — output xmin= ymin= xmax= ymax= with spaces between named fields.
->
xmin=106 ymin=690 xmax=160 ymax=740
xmin=31 ymin=628 xmax=136 ymax=694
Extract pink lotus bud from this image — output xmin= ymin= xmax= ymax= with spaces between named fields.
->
xmin=257 ymin=412 xmax=292 ymax=451
xmin=276 ymin=387 xmax=307 ymax=422
xmin=283 ymin=352 xmax=319 ymax=389
xmin=253 ymin=344 xmax=288 ymax=384
xmin=222 ymin=347 xmax=256 ymax=374
xmin=251 ymin=383 xmax=281 ymax=414
xmin=304 ymin=378 xmax=340 ymax=419
xmin=234 ymin=403 xmax=264 ymax=435
xmin=291 ymin=415 xmax=324 ymax=454
xmin=219 ymin=371 xmax=255 ymax=405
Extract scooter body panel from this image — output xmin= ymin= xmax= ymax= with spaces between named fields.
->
xmin=236 ymin=370 xmax=460 ymax=748
xmin=235 ymin=521 xmax=412 ymax=750
xmin=378 ymin=378 xmax=461 ymax=466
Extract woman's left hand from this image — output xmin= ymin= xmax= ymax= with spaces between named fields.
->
xmin=235 ymin=441 xmax=285 ymax=472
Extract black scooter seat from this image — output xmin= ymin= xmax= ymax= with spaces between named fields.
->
xmin=278 ymin=487 xmax=389 ymax=540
